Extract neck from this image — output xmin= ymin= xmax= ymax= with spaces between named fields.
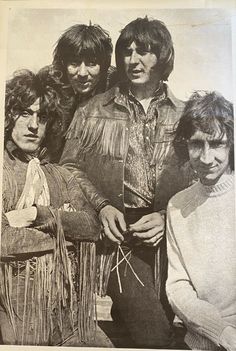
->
xmin=130 ymin=80 xmax=161 ymax=101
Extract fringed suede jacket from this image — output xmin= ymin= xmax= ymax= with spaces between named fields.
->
xmin=61 ymin=83 xmax=193 ymax=213
xmin=60 ymin=83 xmax=194 ymax=296
xmin=0 ymin=141 xmax=100 ymax=345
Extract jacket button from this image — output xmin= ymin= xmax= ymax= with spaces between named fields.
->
xmin=118 ymin=193 xmax=123 ymax=197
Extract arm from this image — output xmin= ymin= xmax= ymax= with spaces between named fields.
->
xmin=1 ymin=212 xmax=54 ymax=257
xmin=166 ymin=205 xmax=228 ymax=347
xmin=60 ymin=138 xmax=109 ymax=211
xmin=34 ymin=172 xmax=101 ymax=241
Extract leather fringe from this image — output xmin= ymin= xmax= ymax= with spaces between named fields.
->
xmin=67 ymin=116 xmax=127 ymax=159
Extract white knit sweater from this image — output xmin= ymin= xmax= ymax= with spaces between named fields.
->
xmin=166 ymin=174 xmax=236 ymax=350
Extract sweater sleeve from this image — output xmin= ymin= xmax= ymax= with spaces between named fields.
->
xmin=166 ymin=203 xmax=227 ymax=347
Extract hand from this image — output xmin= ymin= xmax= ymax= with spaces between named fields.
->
xmin=5 ymin=207 xmax=37 ymax=228
xmin=220 ymin=326 xmax=236 ymax=351
xmin=129 ymin=212 xmax=165 ymax=247
xmin=99 ymin=205 xmax=126 ymax=244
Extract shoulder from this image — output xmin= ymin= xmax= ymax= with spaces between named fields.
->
xmin=81 ymin=85 xmax=120 ymax=113
xmin=168 ymin=182 xmax=199 ymax=212
xmin=44 ymin=163 xmax=73 ymax=184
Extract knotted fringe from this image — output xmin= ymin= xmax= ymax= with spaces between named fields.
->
xmin=67 ymin=116 xmax=127 ymax=159
xmin=77 ymin=241 xmax=97 ymax=342
xmin=0 ymin=210 xmax=74 ymax=345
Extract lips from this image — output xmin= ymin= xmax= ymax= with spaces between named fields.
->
xmin=24 ymin=134 xmax=38 ymax=139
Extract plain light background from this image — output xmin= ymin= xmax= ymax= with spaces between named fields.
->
xmin=6 ymin=8 xmax=234 ymax=101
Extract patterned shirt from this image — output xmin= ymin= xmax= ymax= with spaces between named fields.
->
xmin=124 ymin=84 xmax=167 ymax=208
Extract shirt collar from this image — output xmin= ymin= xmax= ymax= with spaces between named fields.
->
xmin=102 ymin=82 xmax=179 ymax=109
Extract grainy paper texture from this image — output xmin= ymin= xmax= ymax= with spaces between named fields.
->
xmin=0 ymin=0 xmax=235 ymax=350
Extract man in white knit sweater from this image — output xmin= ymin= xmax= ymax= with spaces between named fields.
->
xmin=166 ymin=91 xmax=235 ymax=350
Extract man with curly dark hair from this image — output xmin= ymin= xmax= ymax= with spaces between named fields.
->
xmin=42 ymin=23 xmax=117 ymax=162
xmin=0 ymin=68 xmax=111 ymax=346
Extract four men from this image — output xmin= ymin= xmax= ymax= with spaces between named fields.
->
xmin=0 ymin=15 xmax=234 ymax=349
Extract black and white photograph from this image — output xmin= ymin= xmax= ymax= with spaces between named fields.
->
xmin=0 ymin=1 xmax=235 ymax=350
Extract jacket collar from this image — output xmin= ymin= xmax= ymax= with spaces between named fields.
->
xmin=102 ymin=82 xmax=180 ymax=110
xmin=5 ymin=140 xmax=50 ymax=164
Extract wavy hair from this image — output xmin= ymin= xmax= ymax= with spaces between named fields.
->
xmin=5 ymin=69 xmax=67 ymax=143
xmin=115 ymin=16 xmax=174 ymax=82
xmin=174 ymin=91 xmax=234 ymax=170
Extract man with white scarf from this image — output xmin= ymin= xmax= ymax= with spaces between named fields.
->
xmin=0 ymin=69 xmax=107 ymax=346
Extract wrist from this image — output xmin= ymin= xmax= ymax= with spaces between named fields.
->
xmin=96 ymin=200 xmax=110 ymax=214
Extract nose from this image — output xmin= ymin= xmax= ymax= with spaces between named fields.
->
xmin=130 ymin=50 xmax=139 ymax=65
xmin=28 ymin=113 xmax=39 ymax=131
xmin=199 ymin=144 xmax=214 ymax=165
xmin=77 ymin=62 xmax=88 ymax=77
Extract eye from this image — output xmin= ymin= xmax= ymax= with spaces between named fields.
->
xmin=187 ymin=140 xmax=203 ymax=149
xmin=38 ymin=114 xmax=48 ymax=123
xmin=123 ymin=48 xmax=132 ymax=57
xmin=21 ymin=111 xmax=30 ymax=118
xmin=209 ymin=140 xmax=226 ymax=149
xmin=86 ymin=60 xmax=97 ymax=67
xmin=68 ymin=62 xmax=78 ymax=68
xmin=136 ymin=48 xmax=150 ymax=56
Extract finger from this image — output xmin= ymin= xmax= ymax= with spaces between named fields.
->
xmin=142 ymin=233 xmax=164 ymax=246
xmin=133 ymin=227 xmax=164 ymax=239
xmin=116 ymin=212 xmax=127 ymax=232
xmin=108 ymin=219 xmax=124 ymax=242
xmin=130 ymin=220 xmax=159 ymax=232
xmin=103 ymin=224 xmax=122 ymax=244
xmin=129 ymin=214 xmax=150 ymax=228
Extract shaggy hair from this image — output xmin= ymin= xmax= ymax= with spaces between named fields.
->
xmin=53 ymin=24 xmax=113 ymax=83
xmin=115 ymin=16 xmax=174 ymax=82
xmin=5 ymin=69 xmax=64 ymax=142
xmin=174 ymin=91 xmax=234 ymax=170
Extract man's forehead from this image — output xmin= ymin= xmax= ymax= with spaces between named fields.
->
xmin=26 ymin=98 xmax=40 ymax=112
xmin=125 ymin=41 xmax=151 ymax=49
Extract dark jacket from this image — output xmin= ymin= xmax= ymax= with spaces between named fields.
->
xmin=2 ymin=142 xmax=100 ymax=258
xmin=60 ymin=84 xmax=193 ymax=213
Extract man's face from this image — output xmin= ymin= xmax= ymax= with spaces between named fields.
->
xmin=66 ymin=58 xmax=101 ymax=96
xmin=11 ymin=99 xmax=47 ymax=154
xmin=187 ymin=129 xmax=231 ymax=186
xmin=123 ymin=41 xmax=160 ymax=87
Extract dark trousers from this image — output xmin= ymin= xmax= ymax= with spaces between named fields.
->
xmin=107 ymin=208 xmax=174 ymax=348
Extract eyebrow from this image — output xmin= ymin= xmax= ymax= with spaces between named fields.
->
xmin=23 ymin=108 xmax=40 ymax=114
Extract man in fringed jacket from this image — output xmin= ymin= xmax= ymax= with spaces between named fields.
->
xmin=61 ymin=17 xmax=193 ymax=348
xmin=0 ymin=69 xmax=112 ymax=347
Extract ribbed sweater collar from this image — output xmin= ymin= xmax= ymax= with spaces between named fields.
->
xmin=198 ymin=174 xmax=234 ymax=197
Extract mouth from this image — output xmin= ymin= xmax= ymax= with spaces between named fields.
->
xmin=75 ymin=81 xmax=91 ymax=87
xmin=199 ymin=166 xmax=217 ymax=173
xmin=24 ymin=134 xmax=38 ymax=140
xmin=129 ymin=69 xmax=143 ymax=76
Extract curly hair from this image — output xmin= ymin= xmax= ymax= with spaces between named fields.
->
xmin=52 ymin=24 xmax=113 ymax=85
xmin=174 ymin=91 xmax=234 ymax=170
xmin=115 ymin=16 xmax=174 ymax=82
xmin=5 ymin=69 xmax=68 ymax=141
